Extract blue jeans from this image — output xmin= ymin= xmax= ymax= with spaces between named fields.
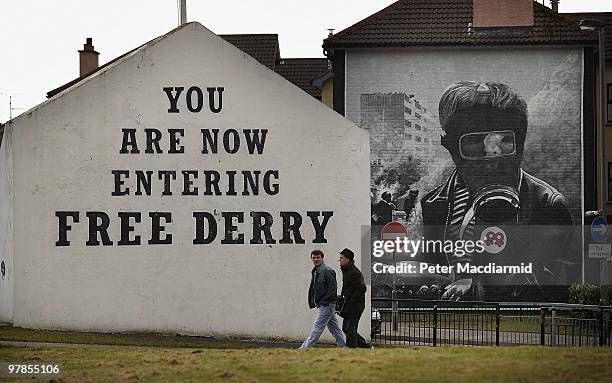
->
xmin=300 ymin=303 xmax=346 ymax=348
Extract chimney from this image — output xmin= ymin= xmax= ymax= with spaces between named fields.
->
xmin=78 ymin=37 xmax=99 ymax=77
xmin=473 ymin=0 xmax=534 ymax=28
xmin=550 ymin=0 xmax=559 ymax=13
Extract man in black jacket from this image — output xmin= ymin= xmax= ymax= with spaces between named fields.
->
xmin=300 ymin=250 xmax=345 ymax=348
xmin=339 ymin=248 xmax=370 ymax=348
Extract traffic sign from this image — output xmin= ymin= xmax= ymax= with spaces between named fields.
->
xmin=381 ymin=221 xmax=407 ymax=241
xmin=589 ymin=244 xmax=612 ymax=259
xmin=591 ymin=216 xmax=608 ymax=243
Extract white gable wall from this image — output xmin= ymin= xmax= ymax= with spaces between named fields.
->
xmin=5 ymin=23 xmax=370 ymax=340
xmin=0 ymin=123 xmax=13 ymax=323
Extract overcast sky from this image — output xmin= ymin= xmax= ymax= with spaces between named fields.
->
xmin=1 ymin=0 xmax=611 ymax=123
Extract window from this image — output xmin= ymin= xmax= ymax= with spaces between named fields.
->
xmin=608 ymin=84 xmax=612 ymax=123
xmin=415 ymin=136 xmax=422 ymax=142
xmin=406 ymin=134 xmax=412 ymax=140
xmin=415 ymin=112 xmax=421 ymax=119
xmin=405 ymin=107 xmax=412 ymax=115
xmin=415 ymin=124 xmax=422 ymax=131
xmin=405 ymin=120 xmax=412 ymax=128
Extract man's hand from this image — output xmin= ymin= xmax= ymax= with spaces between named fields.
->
xmin=417 ymin=284 xmax=441 ymax=298
xmin=441 ymin=278 xmax=472 ymax=301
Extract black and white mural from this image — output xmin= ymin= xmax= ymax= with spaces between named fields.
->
xmin=347 ymin=49 xmax=584 ymax=301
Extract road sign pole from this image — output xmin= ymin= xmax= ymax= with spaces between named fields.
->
xmin=591 ymin=216 xmax=609 ymax=305
xmin=597 ymin=26 xmax=608 ymax=306
xmin=602 ymin=261 xmax=609 ymax=305
xmin=381 ymin=221 xmax=407 ymax=333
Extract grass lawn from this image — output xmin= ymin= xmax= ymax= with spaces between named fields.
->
xmin=1 ymin=326 xmax=612 ymax=382
xmin=1 ymin=345 xmax=612 ymax=382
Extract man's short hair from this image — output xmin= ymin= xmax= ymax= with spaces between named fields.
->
xmin=311 ymin=250 xmax=324 ymax=257
xmin=438 ymin=81 xmax=528 ymax=153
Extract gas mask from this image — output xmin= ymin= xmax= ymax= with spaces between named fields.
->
xmin=442 ymin=107 xmax=526 ymax=223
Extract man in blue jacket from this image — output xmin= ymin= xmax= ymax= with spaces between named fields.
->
xmin=300 ymin=250 xmax=346 ymax=348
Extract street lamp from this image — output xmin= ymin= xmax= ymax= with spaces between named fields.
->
xmin=580 ymin=18 xmax=608 ymax=305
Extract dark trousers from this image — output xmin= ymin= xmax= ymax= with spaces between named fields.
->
xmin=342 ymin=309 xmax=369 ymax=348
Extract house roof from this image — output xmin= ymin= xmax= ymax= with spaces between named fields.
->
xmin=565 ymin=12 xmax=612 ymax=62
xmin=275 ymin=58 xmax=329 ymax=100
xmin=47 ymin=33 xmax=281 ymax=99
xmin=323 ymin=0 xmax=596 ymax=49
xmin=46 ymin=25 xmax=185 ymax=98
xmin=47 ymin=32 xmax=325 ymax=100
xmin=218 ymin=34 xmax=281 ymax=70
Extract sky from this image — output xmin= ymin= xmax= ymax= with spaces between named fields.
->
xmin=1 ymin=0 xmax=611 ymax=123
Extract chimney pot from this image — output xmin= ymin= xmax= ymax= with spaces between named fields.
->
xmin=79 ymin=37 xmax=99 ymax=77
xmin=551 ymin=0 xmax=559 ymax=13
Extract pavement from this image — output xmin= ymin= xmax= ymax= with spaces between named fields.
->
xmin=0 ymin=324 xmax=304 ymax=349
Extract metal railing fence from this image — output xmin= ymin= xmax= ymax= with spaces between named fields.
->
xmin=371 ymin=298 xmax=612 ymax=347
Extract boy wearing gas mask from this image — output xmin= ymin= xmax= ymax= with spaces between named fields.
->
xmin=419 ymin=81 xmax=573 ymax=301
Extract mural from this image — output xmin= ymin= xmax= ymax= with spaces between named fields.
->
xmin=351 ymin=50 xmax=584 ymax=301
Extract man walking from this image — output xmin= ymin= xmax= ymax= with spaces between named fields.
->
xmin=339 ymin=248 xmax=369 ymax=348
xmin=300 ymin=250 xmax=345 ymax=348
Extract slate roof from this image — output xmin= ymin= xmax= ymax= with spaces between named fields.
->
xmin=46 ymin=24 xmax=187 ymax=99
xmin=565 ymin=12 xmax=612 ymax=62
xmin=323 ymin=0 xmax=597 ymax=49
xmin=218 ymin=34 xmax=281 ymax=70
xmin=47 ymin=31 xmax=325 ymax=100
xmin=275 ymin=58 xmax=329 ymax=100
